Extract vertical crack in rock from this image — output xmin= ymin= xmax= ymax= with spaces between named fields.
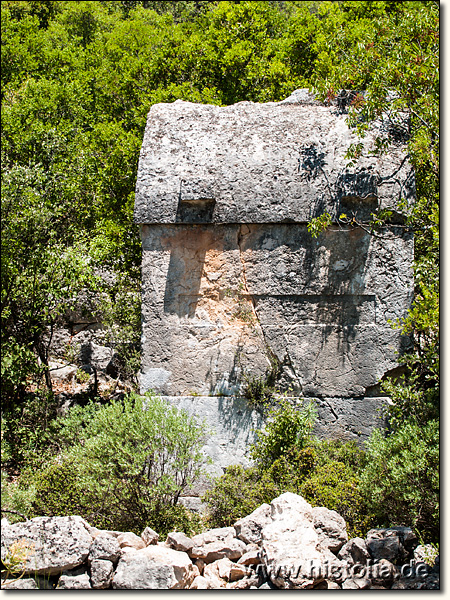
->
xmin=312 ymin=345 xmax=322 ymax=391
xmin=237 ymin=225 xmax=271 ymax=368
xmin=280 ymin=348 xmax=303 ymax=394
xmin=324 ymin=399 xmax=339 ymax=422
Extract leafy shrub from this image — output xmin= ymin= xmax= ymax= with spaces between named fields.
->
xmin=360 ymin=419 xmax=439 ymax=542
xmin=1 ymin=389 xmax=61 ymax=470
xmin=203 ymin=400 xmax=371 ymax=531
xmin=30 ymin=460 xmax=96 ymax=521
xmin=149 ymin=502 xmax=203 ymax=539
xmin=75 ymin=368 xmax=90 ymax=384
xmin=202 ymin=465 xmax=263 ymax=527
xmin=203 ymin=444 xmax=325 ymax=529
xmin=242 ymin=350 xmax=281 ymax=408
xmin=29 ymin=457 xmax=204 ymax=537
xmin=250 ymin=398 xmax=316 ymax=467
xmin=381 ymin=358 xmax=439 ymax=431
xmin=299 ymin=461 xmax=375 ymax=539
xmin=242 ymin=374 xmax=274 ymax=408
xmin=310 ymin=438 xmax=367 ymax=471
xmin=1 ymin=469 xmax=36 ymax=524
xmin=24 ymin=392 xmax=209 ymax=535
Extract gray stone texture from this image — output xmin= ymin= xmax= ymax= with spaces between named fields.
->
xmin=139 ymin=222 xmax=413 ymax=399
xmin=134 ymin=90 xmax=414 ymax=225
xmin=189 ymin=538 xmax=247 ymax=564
xmin=57 ymin=572 xmax=92 ymax=589
xmin=234 ymin=503 xmax=272 ymax=545
xmin=0 ymin=516 xmax=93 ymax=576
xmin=365 ymin=527 xmax=411 ymax=564
xmin=135 ymin=90 xmax=414 ymax=454
xmin=1 ymin=578 xmax=39 ymax=589
xmin=117 ymin=531 xmax=146 ymax=551
xmin=162 ymin=395 xmax=264 ymax=481
xmin=141 ymin=526 xmax=159 ymax=546
xmin=312 ymin=506 xmax=348 ymax=554
xmin=260 ymin=492 xmax=344 ymax=589
xmin=338 ymin=537 xmax=371 ymax=565
xmin=90 ymin=559 xmax=115 ymax=589
xmin=0 ymin=498 xmax=436 ymax=590
xmin=88 ymin=532 xmax=121 ymax=564
xmin=112 ymin=545 xmax=195 ymax=589
xmin=166 ymin=531 xmax=194 ymax=554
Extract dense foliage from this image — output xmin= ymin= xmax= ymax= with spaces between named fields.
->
xmin=203 ymin=402 xmax=376 ymax=538
xmin=1 ymin=1 xmax=438 ymax=542
xmin=3 ymin=392 xmax=208 ymax=536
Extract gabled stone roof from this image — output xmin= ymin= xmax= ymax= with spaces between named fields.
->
xmin=134 ymin=89 xmax=414 ymax=224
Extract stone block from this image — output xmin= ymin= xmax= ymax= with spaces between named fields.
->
xmin=112 ymin=545 xmax=195 ymax=589
xmin=312 ymin=505 xmax=348 ymax=554
xmin=1 ymin=516 xmax=94 ymax=576
xmin=234 ymin=503 xmax=271 ymax=545
xmin=134 ymin=90 xmax=414 ymax=460
xmin=165 ymin=531 xmax=194 ymax=553
xmin=141 ymin=526 xmax=159 ymax=546
xmin=135 ymin=92 xmax=414 ymax=225
xmin=88 ymin=532 xmax=121 ymax=564
xmin=90 ymin=559 xmax=114 ymax=589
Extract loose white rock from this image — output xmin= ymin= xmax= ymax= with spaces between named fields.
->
xmin=0 ymin=516 xmax=94 ymax=575
xmin=112 ymin=545 xmax=195 ymax=589
xmin=90 ymin=558 xmax=114 ymax=589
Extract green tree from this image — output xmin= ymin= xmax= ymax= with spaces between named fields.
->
xmin=1 ymin=161 xmax=97 ymax=404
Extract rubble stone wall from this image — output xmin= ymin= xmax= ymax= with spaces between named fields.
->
xmin=1 ymin=496 xmax=439 ymax=590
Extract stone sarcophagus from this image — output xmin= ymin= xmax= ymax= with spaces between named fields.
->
xmin=134 ymin=89 xmax=414 ymax=467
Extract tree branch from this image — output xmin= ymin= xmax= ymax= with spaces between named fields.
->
xmin=1 ymin=508 xmax=29 ymax=521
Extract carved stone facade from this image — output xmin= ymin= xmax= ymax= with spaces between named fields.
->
xmin=134 ymin=90 xmax=414 ymax=471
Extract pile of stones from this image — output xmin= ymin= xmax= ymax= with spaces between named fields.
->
xmin=1 ymin=493 xmax=439 ymax=590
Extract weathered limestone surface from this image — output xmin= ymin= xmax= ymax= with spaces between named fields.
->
xmin=135 ymin=89 xmax=414 ymax=225
xmin=135 ymin=90 xmax=414 ymax=454
xmin=261 ymin=492 xmax=344 ymax=589
xmin=312 ymin=506 xmax=348 ymax=554
xmin=163 ymin=395 xmax=264 ymax=479
xmin=1 ymin=500 xmax=438 ymax=590
xmin=112 ymin=545 xmax=196 ymax=589
xmin=1 ymin=516 xmax=94 ymax=576
xmin=140 ymin=222 xmax=412 ymax=398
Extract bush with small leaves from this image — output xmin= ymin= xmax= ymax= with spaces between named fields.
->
xmin=360 ymin=419 xmax=439 ymax=543
xmin=202 ymin=465 xmax=262 ymax=528
xmin=310 ymin=438 xmax=367 ymax=471
xmin=148 ymin=502 xmax=204 ymax=539
xmin=30 ymin=460 xmax=98 ymax=522
xmin=300 ymin=460 xmax=375 ymax=539
xmin=23 ymin=392 xmax=209 ymax=535
xmin=1 ymin=469 xmax=36 ymax=525
xmin=250 ymin=398 xmax=316 ymax=468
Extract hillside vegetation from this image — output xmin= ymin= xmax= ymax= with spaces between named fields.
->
xmin=1 ymin=1 xmax=438 ymax=543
